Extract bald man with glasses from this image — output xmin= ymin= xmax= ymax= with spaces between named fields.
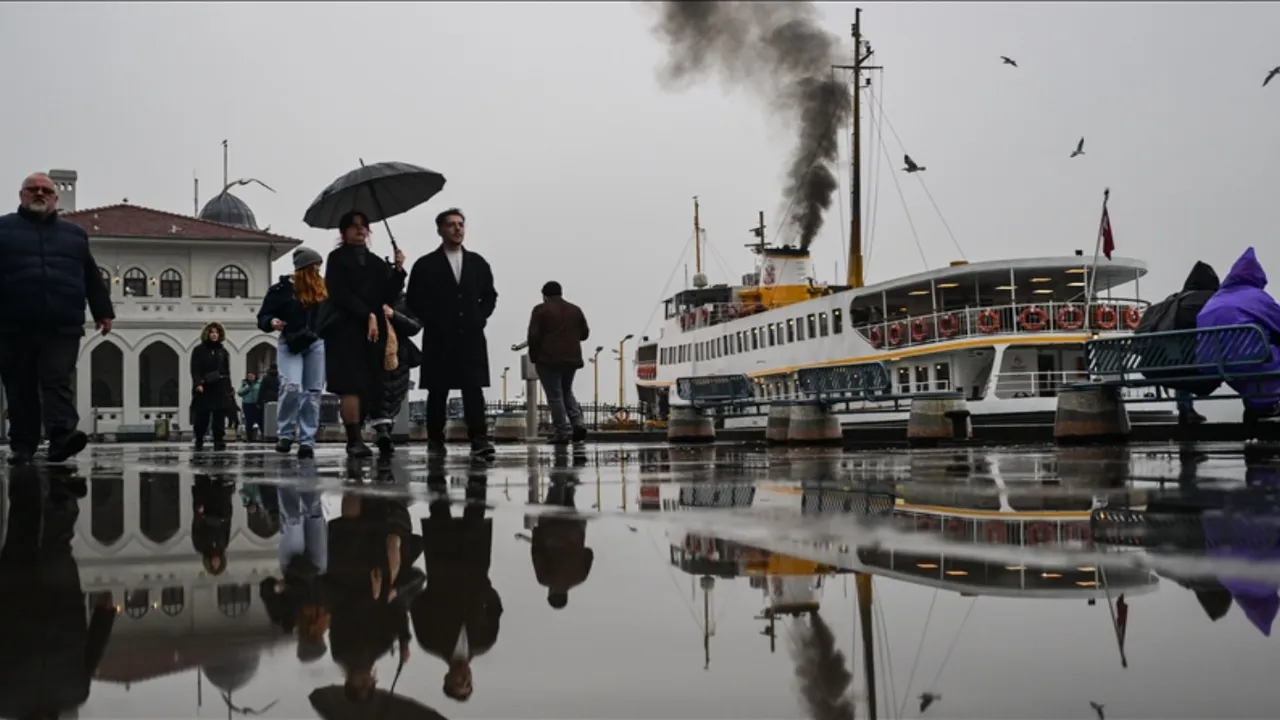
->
xmin=0 ymin=172 xmax=114 ymax=466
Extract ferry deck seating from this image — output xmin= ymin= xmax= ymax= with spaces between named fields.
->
xmin=676 ymin=374 xmax=757 ymax=411
xmin=795 ymin=361 xmax=908 ymax=410
xmin=1083 ymin=323 xmax=1280 ymax=419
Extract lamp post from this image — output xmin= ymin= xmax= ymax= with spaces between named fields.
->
xmin=617 ymin=334 xmax=634 ymax=407
xmin=591 ymin=346 xmax=603 ymax=407
xmin=501 ymin=366 xmax=510 ymax=405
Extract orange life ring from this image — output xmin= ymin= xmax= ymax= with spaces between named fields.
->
xmin=944 ymin=517 xmax=966 ymax=541
xmin=982 ymin=520 xmax=1008 ymax=545
xmin=1057 ymin=305 xmax=1084 ymax=331
xmin=1025 ymin=522 xmax=1055 ymax=547
xmin=937 ymin=313 xmax=959 ymax=338
xmin=887 ymin=322 xmax=906 ymax=347
xmin=700 ymin=307 xmax=710 ymax=322
xmin=868 ymin=326 xmax=884 ymax=348
xmin=1019 ymin=306 xmax=1048 ymax=332
xmin=1062 ymin=522 xmax=1091 ymax=544
xmin=613 ymin=408 xmax=630 ymax=423
xmin=977 ymin=310 xmax=1000 ymax=334
xmin=1094 ymin=305 xmax=1118 ymax=331
xmin=910 ymin=317 xmax=930 ymax=342
xmin=679 ymin=315 xmax=687 ymax=330
xmin=1122 ymin=306 xmax=1141 ymax=330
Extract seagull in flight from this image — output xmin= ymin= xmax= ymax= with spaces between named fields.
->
xmin=1000 ymin=56 xmax=1018 ymax=67
xmin=1090 ymin=701 xmax=1106 ymax=719
xmin=919 ymin=693 xmax=940 ymax=713
xmin=902 ymin=154 xmax=927 ymax=173
xmin=225 ymin=178 xmax=277 ymax=193
xmin=1070 ymin=138 xmax=1085 ymax=158
xmin=1265 ymin=66 xmax=1280 ymax=87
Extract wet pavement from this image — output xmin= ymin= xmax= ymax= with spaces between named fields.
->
xmin=3 ymin=442 xmax=1280 ymax=719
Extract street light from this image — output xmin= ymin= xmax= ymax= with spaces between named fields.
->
xmin=617 ymin=334 xmax=634 ymax=407
xmin=501 ymin=366 xmax=510 ymax=405
xmin=591 ymin=346 xmax=604 ymax=409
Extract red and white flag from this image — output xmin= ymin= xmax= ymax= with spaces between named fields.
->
xmin=1101 ymin=205 xmax=1115 ymax=260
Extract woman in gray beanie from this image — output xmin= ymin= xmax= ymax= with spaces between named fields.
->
xmin=257 ymin=247 xmax=328 ymax=459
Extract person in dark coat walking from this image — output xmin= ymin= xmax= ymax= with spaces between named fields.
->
xmin=527 ymin=281 xmax=590 ymax=444
xmin=410 ymin=473 xmax=502 ymax=702
xmin=1135 ymin=261 xmax=1220 ymax=425
xmin=0 ymin=466 xmax=117 ymax=719
xmin=368 ymin=295 xmax=423 ymax=457
xmin=323 ymin=211 xmax=407 ymax=458
xmin=528 ymin=470 xmax=594 ymax=610
xmin=190 ymin=322 xmax=234 ymax=451
xmin=0 ymin=172 xmax=115 ymax=466
xmin=406 ymin=208 xmax=498 ymax=460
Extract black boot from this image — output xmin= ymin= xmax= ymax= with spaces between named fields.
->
xmin=470 ymin=435 xmax=495 ymax=461
xmin=374 ymin=424 xmax=394 ymax=457
xmin=47 ymin=430 xmax=88 ymax=463
xmin=345 ymin=424 xmax=372 ymax=458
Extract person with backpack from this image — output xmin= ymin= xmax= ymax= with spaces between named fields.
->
xmin=1135 ymin=261 xmax=1220 ymax=425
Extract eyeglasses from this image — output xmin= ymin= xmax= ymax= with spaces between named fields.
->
xmin=22 ymin=186 xmax=56 ymax=197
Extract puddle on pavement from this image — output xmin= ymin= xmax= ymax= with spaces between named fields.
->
xmin=2 ymin=443 xmax=1279 ymax=719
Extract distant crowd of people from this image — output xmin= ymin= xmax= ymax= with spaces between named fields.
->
xmin=0 ymin=171 xmax=595 ymax=465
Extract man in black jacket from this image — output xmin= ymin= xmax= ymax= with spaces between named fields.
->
xmin=1136 ymin=261 xmax=1220 ymax=425
xmin=0 ymin=172 xmax=114 ymax=465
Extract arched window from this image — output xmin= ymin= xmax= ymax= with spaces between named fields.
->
xmin=159 ymin=269 xmax=182 ymax=298
xmin=214 ymin=265 xmax=249 ymax=299
xmin=98 ymin=266 xmax=111 ymax=289
xmin=122 ymin=267 xmax=147 ymax=297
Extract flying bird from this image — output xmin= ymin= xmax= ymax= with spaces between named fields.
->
xmin=1070 ymin=138 xmax=1085 ymax=158
xmin=1090 ymin=701 xmax=1106 ymax=719
xmin=902 ymin=154 xmax=927 ymax=173
xmin=226 ymin=177 xmax=277 ymax=193
xmin=919 ymin=693 xmax=941 ymax=713
xmin=1000 ymin=56 xmax=1018 ymax=67
xmin=1265 ymin=66 xmax=1280 ymax=87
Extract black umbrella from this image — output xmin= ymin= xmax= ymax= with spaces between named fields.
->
xmin=303 ymin=160 xmax=447 ymax=252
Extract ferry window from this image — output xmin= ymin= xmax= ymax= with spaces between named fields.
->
xmin=915 ymin=365 xmax=929 ymax=393
xmin=787 ymin=319 xmax=796 ymax=343
xmin=775 ymin=322 xmax=784 ymax=345
xmin=724 ymin=336 xmax=731 ymax=355
xmin=833 ymin=308 xmax=843 ymax=334
xmin=737 ymin=331 xmax=745 ymax=353
xmin=936 ymin=363 xmax=951 ymax=392
xmin=807 ymin=314 xmax=817 ymax=338
xmin=819 ymin=312 xmax=830 ymax=337
xmin=797 ymin=319 xmax=806 ymax=342
xmin=897 ymin=367 xmax=912 ymax=393
xmin=767 ymin=324 xmax=776 ymax=347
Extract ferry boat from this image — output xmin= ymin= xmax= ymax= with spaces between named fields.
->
xmin=632 ymin=11 xmax=1174 ymax=428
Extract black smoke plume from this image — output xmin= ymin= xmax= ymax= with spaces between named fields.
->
xmin=650 ymin=1 xmax=850 ymax=250
xmin=790 ymin=612 xmax=856 ymax=720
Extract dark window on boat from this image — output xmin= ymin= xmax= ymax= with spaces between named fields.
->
xmin=723 ymin=336 xmax=730 ymax=356
xmin=897 ymin=367 xmax=912 ymax=393
xmin=807 ymin=314 xmax=817 ymax=338
xmin=819 ymin=312 xmax=830 ymax=337
xmin=833 ymin=308 xmax=843 ymax=335
xmin=915 ymin=365 xmax=929 ymax=393
xmin=797 ymin=319 xmax=806 ymax=342
xmin=750 ymin=328 xmax=759 ymax=351
xmin=787 ymin=319 xmax=796 ymax=343
xmin=737 ymin=331 xmax=745 ymax=354
xmin=936 ymin=363 xmax=951 ymax=392
xmin=775 ymin=322 xmax=784 ymax=345
xmin=767 ymin=325 xmax=776 ymax=347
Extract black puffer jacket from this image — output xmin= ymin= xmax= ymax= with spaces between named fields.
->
xmin=257 ymin=276 xmax=321 ymax=341
xmin=1137 ymin=261 xmax=1221 ymax=334
xmin=0 ymin=207 xmax=114 ymax=334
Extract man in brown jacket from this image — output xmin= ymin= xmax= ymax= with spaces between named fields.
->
xmin=527 ymin=281 xmax=589 ymax=444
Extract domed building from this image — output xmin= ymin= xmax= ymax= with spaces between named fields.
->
xmin=199 ymin=190 xmax=259 ymax=230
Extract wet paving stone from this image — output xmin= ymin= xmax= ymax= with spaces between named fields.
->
xmin=2 ymin=442 xmax=1279 ymax=718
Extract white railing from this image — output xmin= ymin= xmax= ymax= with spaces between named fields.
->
xmin=854 ymin=299 xmax=1149 ymax=350
xmin=988 ymin=371 xmax=1154 ymax=401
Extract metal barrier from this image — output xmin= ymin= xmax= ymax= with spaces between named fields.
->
xmin=796 ymin=361 xmax=893 ymax=400
xmin=675 ymin=374 xmax=756 ymax=409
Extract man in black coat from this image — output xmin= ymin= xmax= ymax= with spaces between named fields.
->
xmin=406 ymin=208 xmax=498 ymax=460
xmin=1135 ymin=260 xmax=1220 ymax=425
xmin=0 ymin=172 xmax=114 ymax=466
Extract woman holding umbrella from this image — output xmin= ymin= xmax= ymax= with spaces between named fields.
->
xmin=323 ymin=211 xmax=406 ymax=458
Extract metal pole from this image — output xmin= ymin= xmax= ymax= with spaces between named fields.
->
xmin=617 ymin=335 xmax=634 ymax=408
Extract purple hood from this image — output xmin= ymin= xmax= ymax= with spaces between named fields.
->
xmin=1196 ymin=247 xmax=1280 ymax=408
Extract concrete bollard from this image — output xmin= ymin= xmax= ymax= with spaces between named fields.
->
xmin=907 ymin=391 xmax=972 ymax=446
xmin=667 ymin=406 xmax=715 ymax=444
xmin=1054 ymin=385 xmax=1131 ymax=444
xmin=493 ymin=413 xmax=526 ymax=443
xmin=766 ymin=402 xmax=794 ymax=444
xmin=786 ymin=400 xmax=843 ymax=445
xmin=264 ymin=401 xmax=279 ymax=441
xmin=444 ymin=418 xmax=470 ymax=443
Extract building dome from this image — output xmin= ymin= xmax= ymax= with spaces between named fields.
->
xmin=202 ymin=649 xmax=262 ymax=693
xmin=199 ymin=191 xmax=258 ymax=229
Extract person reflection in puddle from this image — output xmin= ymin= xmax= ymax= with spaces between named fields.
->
xmin=325 ymin=490 xmax=424 ymax=703
xmin=1201 ymin=459 xmax=1280 ymax=636
xmin=192 ymin=473 xmax=234 ymax=576
xmin=0 ymin=467 xmax=117 ymax=718
xmin=411 ymin=472 xmax=503 ymax=703
xmin=530 ymin=469 xmax=594 ymax=610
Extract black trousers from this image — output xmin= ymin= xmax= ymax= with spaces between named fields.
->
xmin=0 ymin=332 xmax=81 ymax=454
xmin=426 ymin=387 xmax=486 ymax=441
xmin=193 ymin=409 xmax=226 ymax=445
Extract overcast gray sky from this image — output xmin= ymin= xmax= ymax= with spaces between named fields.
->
xmin=3 ymin=2 xmax=1279 ymax=402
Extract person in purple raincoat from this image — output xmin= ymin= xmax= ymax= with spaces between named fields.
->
xmin=1196 ymin=247 xmax=1280 ymax=419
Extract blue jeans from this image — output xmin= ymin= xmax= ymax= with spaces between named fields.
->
xmin=1175 ymin=389 xmax=1195 ymax=415
xmin=277 ymin=339 xmax=325 ymax=446
xmin=278 ymin=485 xmax=327 ymax=574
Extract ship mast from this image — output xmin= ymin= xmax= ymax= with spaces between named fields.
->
xmin=693 ymin=196 xmax=703 ymax=276
xmin=835 ymin=8 xmax=880 ymax=289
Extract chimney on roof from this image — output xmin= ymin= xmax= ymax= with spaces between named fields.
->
xmin=48 ymin=169 xmax=77 ymax=213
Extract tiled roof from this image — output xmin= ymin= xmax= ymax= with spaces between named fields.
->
xmin=62 ymin=203 xmax=302 ymax=245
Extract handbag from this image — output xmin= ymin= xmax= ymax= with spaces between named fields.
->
xmin=284 ymin=328 xmax=319 ymax=355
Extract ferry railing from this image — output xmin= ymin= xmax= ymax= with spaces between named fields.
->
xmin=986 ymin=370 xmax=1153 ymax=401
xmin=852 ymin=298 xmax=1150 ymax=350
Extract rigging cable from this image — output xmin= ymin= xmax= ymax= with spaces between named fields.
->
xmin=896 ymin=587 xmax=939 ymax=718
xmin=863 ymin=78 xmax=885 ymax=278
xmin=872 ymin=106 xmax=930 ymax=271
xmin=642 ymin=231 xmax=696 ymax=337
xmin=873 ymin=585 xmax=900 ymax=719
xmin=867 ymin=88 xmax=968 ymax=261
xmin=925 ymin=596 xmax=978 ymax=692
